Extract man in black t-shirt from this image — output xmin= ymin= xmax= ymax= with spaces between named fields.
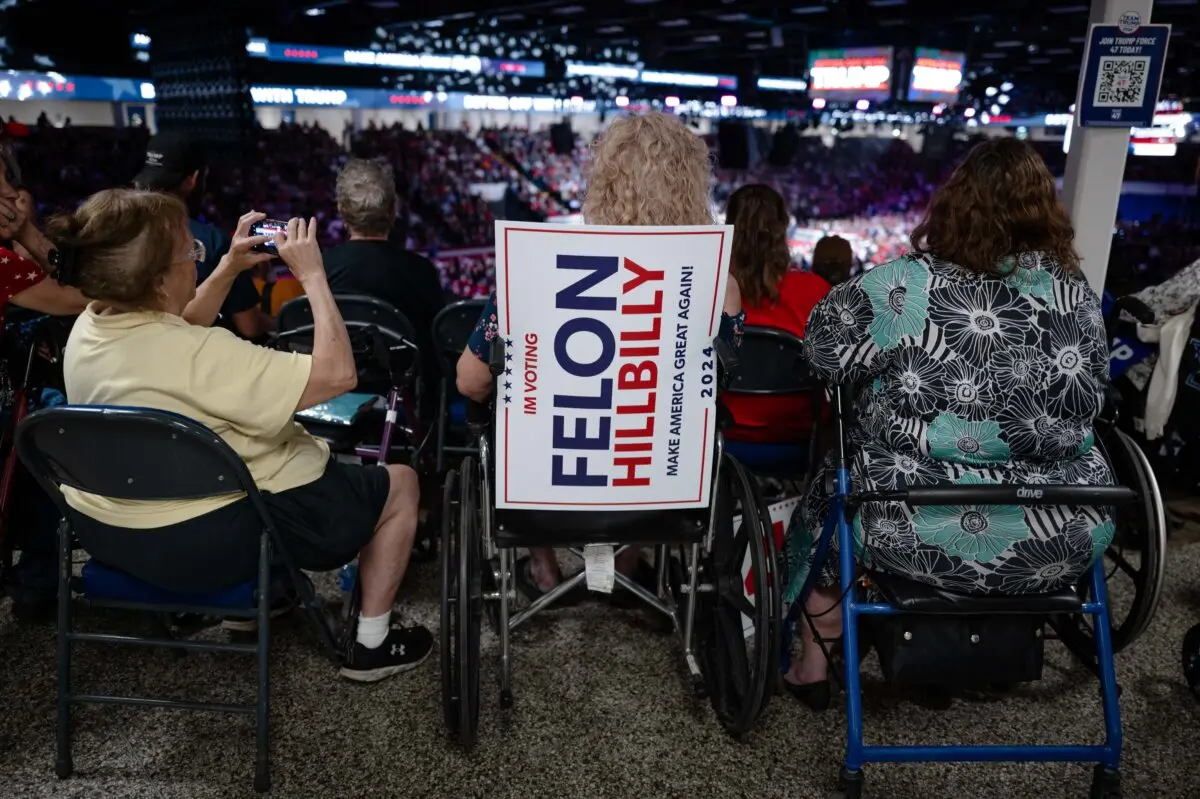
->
xmin=134 ymin=132 xmax=271 ymax=340
xmin=323 ymin=158 xmax=446 ymax=389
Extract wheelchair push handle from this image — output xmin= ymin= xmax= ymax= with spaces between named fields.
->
xmin=1104 ymin=294 xmax=1156 ymax=345
xmin=857 ymin=484 xmax=1138 ymax=508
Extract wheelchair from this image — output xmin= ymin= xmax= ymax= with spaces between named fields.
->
xmin=792 ymin=295 xmax=1168 ymax=798
xmin=431 ymin=298 xmax=487 ymax=474
xmin=276 ymin=294 xmax=437 ymax=561
xmin=440 ymin=338 xmax=782 ymax=746
xmin=276 ymin=294 xmax=428 ymax=465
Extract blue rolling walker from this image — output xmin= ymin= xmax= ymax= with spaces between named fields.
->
xmin=795 ymin=384 xmax=1147 ymax=799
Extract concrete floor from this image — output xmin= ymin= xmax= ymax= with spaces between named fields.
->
xmin=1 ymin=537 xmax=1198 ymax=799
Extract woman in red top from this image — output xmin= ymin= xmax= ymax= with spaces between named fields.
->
xmin=722 ymin=184 xmax=831 ymax=443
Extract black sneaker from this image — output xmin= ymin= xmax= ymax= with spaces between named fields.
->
xmin=339 ymin=624 xmax=433 ymax=683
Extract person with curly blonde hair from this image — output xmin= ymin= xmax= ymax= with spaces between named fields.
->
xmin=457 ymin=111 xmax=744 ymax=601
xmin=781 ymin=138 xmax=1115 ymax=710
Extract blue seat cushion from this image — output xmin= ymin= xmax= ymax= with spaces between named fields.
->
xmin=724 ymin=440 xmax=809 ymax=476
xmin=80 ymin=560 xmax=257 ymax=609
xmin=449 ymin=399 xmax=467 ymax=427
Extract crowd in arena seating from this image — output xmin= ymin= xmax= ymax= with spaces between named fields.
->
xmin=2 ymin=118 xmax=1196 ymax=302
xmin=483 ymin=128 xmax=583 ymax=213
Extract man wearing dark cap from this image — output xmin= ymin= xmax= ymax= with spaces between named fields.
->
xmin=134 ymin=131 xmax=270 ymax=340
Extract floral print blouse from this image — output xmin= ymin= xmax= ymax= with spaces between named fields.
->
xmin=784 ymin=252 xmax=1117 ymax=600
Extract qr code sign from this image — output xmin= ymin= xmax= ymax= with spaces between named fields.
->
xmin=1093 ymin=56 xmax=1150 ymax=107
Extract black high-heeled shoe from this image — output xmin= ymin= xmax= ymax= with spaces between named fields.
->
xmin=782 ymin=678 xmax=832 ymax=712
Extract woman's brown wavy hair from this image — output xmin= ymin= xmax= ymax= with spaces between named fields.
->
xmin=910 ymin=138 xmax=1080 ymax=276
xmin=725 ymin=184 xmax=792 ymax=306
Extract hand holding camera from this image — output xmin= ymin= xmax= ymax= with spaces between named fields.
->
xmin=273 ymin=217 xmax=325 ymax=284
xmin=224 ymin=211 xmax=278 ymax=273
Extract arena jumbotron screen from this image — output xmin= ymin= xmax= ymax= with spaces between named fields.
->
xmin=807 ymin=46 xmax=894 ymax=103
xmin=907 ymin=47 xmax=966 ymax=103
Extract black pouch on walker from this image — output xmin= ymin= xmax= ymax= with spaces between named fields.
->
xmin=864 ymin=612 xmax=1046 ymax=687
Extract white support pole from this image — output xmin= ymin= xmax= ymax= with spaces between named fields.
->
xmin=1061 ymin=0 xmax=1155 ymax=294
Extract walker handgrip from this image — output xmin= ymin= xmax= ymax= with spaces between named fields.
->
xmin=858 ymin=484 xmax=1138 ymax=507
xmin=1112 ymin=295 xmax=1155 ymax=326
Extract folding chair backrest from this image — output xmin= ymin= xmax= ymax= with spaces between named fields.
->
xmin=726 ymin=326 xmax=818 ymax=395
xmin=432 ymin=299 xmax=486 ymax=379
xmin=277 ymin=294 xmax=419 ymax=346
xmin=16 ymin=406 xmax=254 ymax=502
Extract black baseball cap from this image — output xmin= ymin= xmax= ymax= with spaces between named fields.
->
xmin=133 ymin=131 xmax=207 ymax=191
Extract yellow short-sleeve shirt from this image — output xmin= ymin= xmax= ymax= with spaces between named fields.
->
xmin=61 ymin=304 xmax=330 ymax=528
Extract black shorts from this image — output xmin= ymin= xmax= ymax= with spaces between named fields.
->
xmin=71 ymin=458 xmax=391 ymax=594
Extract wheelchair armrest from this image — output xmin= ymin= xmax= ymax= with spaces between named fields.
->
xmin=465 ymin=398 xmax=492 ymax=441
xmin=488 ymin=338 xmax=506 ymax=378
xmin=714 ymin=337 xmax=738 ymax=389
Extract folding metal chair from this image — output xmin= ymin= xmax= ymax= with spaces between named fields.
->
xmin=16 ymin=405 xmax=340 ymax=794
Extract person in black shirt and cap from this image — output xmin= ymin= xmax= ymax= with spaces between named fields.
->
xmin=134 ymin=131 xmax=271 ymax=341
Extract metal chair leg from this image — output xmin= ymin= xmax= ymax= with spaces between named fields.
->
xmin=436 ymin=381 xmax=448 ymax=474
xmin=254 ymin=533 xmax=271 ymax=794
xmin=499 ymin=548 xmax=513 ymax=710
xmin=55 ymin=519 xmax=73 ymax=780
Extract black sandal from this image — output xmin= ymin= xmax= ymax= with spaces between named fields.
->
xmin=513 ymin=555 xmax=584 ymax=606
xmin=782 ymin=678 xmax=832 ymax=712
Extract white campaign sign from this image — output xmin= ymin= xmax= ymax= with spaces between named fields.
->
xmin=494 ymin=221 xmax=732 ymax=511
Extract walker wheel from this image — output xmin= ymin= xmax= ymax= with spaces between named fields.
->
xmin=830 ymin=766 xmax=864 ymax=799
xmin=1089 ymin=765 xmax=1122 ymax=799
xmin=1183 ymin=622 xmax=1200 ymax=701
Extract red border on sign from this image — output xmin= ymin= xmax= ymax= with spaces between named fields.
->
xmin=499 ymin=225 xmax=724 ymax=508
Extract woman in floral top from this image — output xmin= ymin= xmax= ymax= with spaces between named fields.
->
xmin=781 ymin=139 xmax=1116 ymax=710
xmin=457 ymin=112 xmax=745 ymax=601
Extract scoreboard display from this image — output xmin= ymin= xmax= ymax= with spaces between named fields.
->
xmin=907 ymin=47 xmax=966 ymax=103
xmin=807 ymin=46 xmax=894 ymax=102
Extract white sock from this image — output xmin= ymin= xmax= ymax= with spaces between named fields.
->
xmin=356 ymin=611 xmax=391 ymax=649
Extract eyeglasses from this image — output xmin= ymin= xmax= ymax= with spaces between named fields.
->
xmin=187 ymin=239 xmax=206 ymax=263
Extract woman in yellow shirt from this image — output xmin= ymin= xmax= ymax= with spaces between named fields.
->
xmin=50 ymin=190 xmax=428 ymax=683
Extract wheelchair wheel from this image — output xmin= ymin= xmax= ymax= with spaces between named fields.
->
xmin=694 ymin=452 xmax=779 ymax=736
xmin=439 ymin=469 xmax=462 ymax=737
xmin=457 ymin=456 xmax=484 ymax=747
xmin=1097 ymin=427 xmax=1168 ymax=652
